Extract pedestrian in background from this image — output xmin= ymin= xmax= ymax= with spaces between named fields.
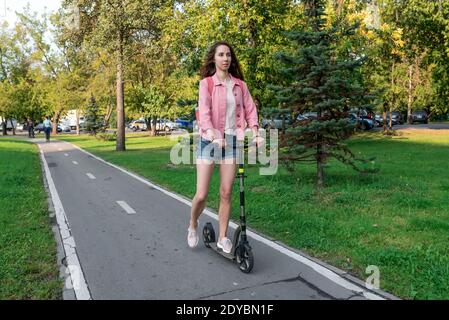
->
xmin=27 ymin=118 xmax=35 ymax=138
xmin=43 ymin=116 xmax=52 ymax=142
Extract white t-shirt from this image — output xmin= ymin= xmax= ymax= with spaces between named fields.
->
xmin=225 ymin=78 xmax=236 ymax=135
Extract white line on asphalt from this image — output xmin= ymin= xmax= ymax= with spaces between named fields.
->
xmin=67 ymin=142 xmax=387 ymax=300
xmin=64 ymin=153 xmax=69 ymax=157
xmin=116 ymin=201 xmax=136 ymax=215
xmin=72 ymin=161 xmax=78 ymax=165
xmin=86 ymin=173 xmax=96 ymax=180
xmin=38 ymin=145 xmax=92 ymax=300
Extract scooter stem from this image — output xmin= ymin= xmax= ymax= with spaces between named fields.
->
xmin=238 ymin=163 xmax=248 ymax=243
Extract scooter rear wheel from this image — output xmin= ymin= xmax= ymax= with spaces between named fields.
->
xmin=236 ymin=245 xmax=254 ymax=273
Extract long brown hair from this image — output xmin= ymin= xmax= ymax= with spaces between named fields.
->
xmin=199 ymin=41 xmax=245 ymax=81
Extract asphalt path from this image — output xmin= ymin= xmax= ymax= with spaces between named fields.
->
xmin=37 ymin=139 xmax=393 ymax=300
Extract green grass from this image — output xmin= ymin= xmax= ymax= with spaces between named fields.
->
xmin=0 ymin=138 xmax=62 ymax=299
xmin=58 ymin=131 xmax=449 ymax=300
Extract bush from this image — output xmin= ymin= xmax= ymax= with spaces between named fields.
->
xmin=96 ymin=132 xmax=117 ymax=141
xmin=383 ymin=129 xmax=400 ymax=136
xmin=430 ymin=114 xmax=449 ymax=122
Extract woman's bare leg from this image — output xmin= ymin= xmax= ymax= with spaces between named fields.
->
xmin=190 ymin=159 xmax=215 ymax=229
xmin=218 ymin=159 xmax=237 ymax=240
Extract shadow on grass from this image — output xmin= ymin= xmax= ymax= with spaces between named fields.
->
xmin=258 ymin=137 xmax=449 ymax=198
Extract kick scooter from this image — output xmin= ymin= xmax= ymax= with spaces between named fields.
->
xmin=202 ymin=148 xmax=254 ymax=273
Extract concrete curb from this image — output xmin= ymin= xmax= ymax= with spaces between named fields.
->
xmin=36 ymin=140 xmax=76 ymax=300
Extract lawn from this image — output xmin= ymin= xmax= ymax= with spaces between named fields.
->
xmin=58 ymin=130 xmax=449 ymax=300
xmin=0 ymin=138 xmax=62 ymax=299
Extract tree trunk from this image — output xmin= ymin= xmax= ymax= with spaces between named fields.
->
xmin=52 ymin=112 xmax=60 ymax=135
xmin=316 ymin=142 xmax=324 ymax=191
xmin=150 ymin=116 xmax=157 ymax=136
xmin=2 ymin=120 xmax=6 ymax=135
xmin=144 ymin=117 xmax=151 ymax=136
xmin=9 ymin=119 xmax=15 ymax=135
xmin=407 ymin=64 xmax=413 ymax=124
xmin=389 ymin=108 xmax=393 ymax=130
xmin=389 ymin=62 xmax=394 ymax=131
xmin=103 ymin=98 xmax=114 ymax=129
xmin=116 ymin=32 xmax=126 ymax=152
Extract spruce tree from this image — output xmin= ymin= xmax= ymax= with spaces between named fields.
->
xmin=274 ymin=0 xmax=375 ymax=190
xmin=85 ymin=95 xmax=104 ymax=135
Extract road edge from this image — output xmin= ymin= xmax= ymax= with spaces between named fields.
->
xmin=37 ymin=141 xmax=92 ymax=300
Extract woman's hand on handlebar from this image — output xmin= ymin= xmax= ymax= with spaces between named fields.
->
xmin=205 ymin=129 xmax=215 ymax=142
xmin=212 ymin=138 xmax=227 ymax=149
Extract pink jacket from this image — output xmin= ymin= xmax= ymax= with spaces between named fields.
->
xmin=198 ymin=73 xmax=259 ymax=141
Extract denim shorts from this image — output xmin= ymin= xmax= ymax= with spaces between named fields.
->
xmin=197 ymin=134 xmax=237 ymax=162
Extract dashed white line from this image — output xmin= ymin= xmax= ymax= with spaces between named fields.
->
xmin=64 ymin=153 xmax=69 ymax=157
xmin=72 ymin=161 xmax=78 ymax=165
xmin=86 ymin=173 xmax=96 ymax=180
xmin=116 ymin=201 xmax=136 ymax=215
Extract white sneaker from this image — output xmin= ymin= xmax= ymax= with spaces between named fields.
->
xmin=187 ymin=224 xmax=199 ymax=248
xmin=217 ymin=237 xmax=232 ymax=254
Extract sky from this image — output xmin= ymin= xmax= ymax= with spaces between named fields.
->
xmin=0 ymin=0 xmax=63 ymax=27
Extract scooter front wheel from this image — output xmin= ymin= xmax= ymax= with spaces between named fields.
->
xmin=236 ymin=244 xmax=254 ymax=273
xmin=202 ymin=222 xmax=215 ymax=248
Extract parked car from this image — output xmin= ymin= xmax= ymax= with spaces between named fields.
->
xmin=302 ymin=112 xmax=318 ymax=120
xmin=374 ymin=114 xmax=385 ymax=127
xmin=349 ymin=113 xmax=374 ymax=130
xmin=16 ymin=123 xmax=26 ymax=131
xmin=35 ymin=123 xmax=63 ymax=133
xmin=175 ymin=118 xmax=193 ymax=130
xmin=390 ymin=111 xmax=404 ymax=124
xmin=374 ymin=112 xmax=403 ymax=126
xmin=69 ymin=118 xmax=85 ymax=130
xmin=129 ymin=118 xmax=182 ymax=132
xmin=376 ymin=113 xmax=394 ymax=126
xmin=35 ymin=123 xmax=44 ymax=133
xmin=156 ymin=119 xmax=180 ymax=132
xmin=296 ymin=114 xmax=310 ymax=125
xmin=129 ymin=119 xmax=148 ymax=131
xmin=261 ymin=114 xmax=293 ymax=130
xmin=1 ymin=119 xmax=17 ymax=131
xmin=410 ymin=110 xmax=428 ymax=124
xmin=302 ymin=111 xmax=335 ymax=120
xmin=350 ymin=108 xmax=368 ymax=117
xmin=378 ymin=115 xmax=394 ymax=126
xmin=59 ymin=123 xmax=71 ymax=132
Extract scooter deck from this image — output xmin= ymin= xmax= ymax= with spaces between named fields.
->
xmin=210 ymin=243 xmax=235 ymax=260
